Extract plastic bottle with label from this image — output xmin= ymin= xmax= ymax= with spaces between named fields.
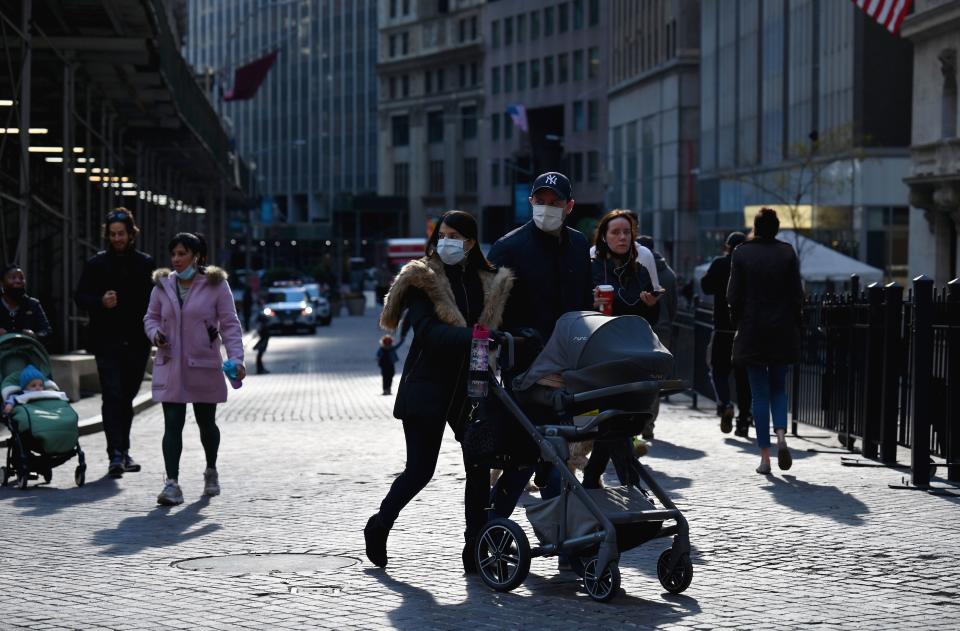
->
xmin=467 ymin=324 xmax=489 ymax=398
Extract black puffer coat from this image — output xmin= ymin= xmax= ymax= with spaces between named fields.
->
xmin=727 ymin=237 xmax=804 ymax=366
xmin=379 ymin=256 xmax=513 ymax=436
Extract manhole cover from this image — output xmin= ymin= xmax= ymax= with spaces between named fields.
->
xmin=173 ymin=553 xmax=357 ymax=575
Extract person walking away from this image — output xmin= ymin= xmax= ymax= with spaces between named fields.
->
xmin=144 ymin=233 xmax=245 ymax=505
xmin=486 ymin=171 xmax=593 ymax=565
xmin=701 ymin=231 xmax=752 ymax=436
xmin=241 ymin=284 xmax=253 ymax=330
xmin=365 ymin=210 xmax=513 ymax=572
xmin=75 ymin=209 xmax=156 ymax=478
xmin=253 ymin=311 xmax=271 ymax=374
xmin=727 ymin=208 xmax=804 ymax=474
xmin=0 ymin=264 xmax=53 ymax=345
xmin=377 ymin=335 xmax=399 ymax=395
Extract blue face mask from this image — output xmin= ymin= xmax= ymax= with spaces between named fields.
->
xmin=176 ymin=261 xmax=197 ymax=280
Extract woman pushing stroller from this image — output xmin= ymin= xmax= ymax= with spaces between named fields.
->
xmin=364 ymin=210 xmax=514 ymax=572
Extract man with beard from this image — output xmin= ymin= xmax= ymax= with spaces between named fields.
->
xmin=75 ymin=208 xmax=156 ymax=478
xmin=0 ymin=265 xmax=52 ymax=343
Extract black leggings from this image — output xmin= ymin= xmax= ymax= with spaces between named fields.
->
xmin=161 ymin=402 xmax=219 ymax=480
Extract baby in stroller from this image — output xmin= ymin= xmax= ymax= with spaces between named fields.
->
xmin=3 ymin=364 xmax=68 ymax=414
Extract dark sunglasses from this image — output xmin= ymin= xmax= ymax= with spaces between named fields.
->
xmin=107 ymin=211 xmax=130 ymax=222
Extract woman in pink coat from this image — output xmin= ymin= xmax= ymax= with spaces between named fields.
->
xmin=144 ymin=233 xmax=245 ymax=506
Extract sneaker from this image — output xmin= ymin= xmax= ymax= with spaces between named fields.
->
xmin=108 ymin=453 xmax=124 ymax=479
xmin=122 ymin=453 xmax=141 ymax=473
xmin=720 ymin=404 xmax=734 ymax=433
xmin=203 ymin=468 xmax=220 ymax=496
xmin=364 ymin=513 xmax=390 ymax=568
xmin=777 ymin=438 xmax=793 ymax=471
xmin=157 ymin=479 xmax=184 ymax=506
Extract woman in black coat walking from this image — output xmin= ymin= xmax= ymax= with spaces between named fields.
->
xmin=727 ymin=208 xmax=804 ymax=474
xmin=364 ymin=210 xmax=513 ymax=572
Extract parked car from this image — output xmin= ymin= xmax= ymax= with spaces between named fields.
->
xmin=302 ymin=283 xmax=332 ymax=326
xmin=261 ymin=287 xmax=317 ymax=334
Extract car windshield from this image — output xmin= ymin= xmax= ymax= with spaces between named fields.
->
xmin=267 ymin=290 xmax=306 ymax=303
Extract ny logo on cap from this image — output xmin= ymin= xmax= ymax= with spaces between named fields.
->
xmin=546 ymin=175 xmax=558 ymax=185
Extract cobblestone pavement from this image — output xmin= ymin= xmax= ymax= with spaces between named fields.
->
xmin=1 ymin=311 xmax=958 ymax=630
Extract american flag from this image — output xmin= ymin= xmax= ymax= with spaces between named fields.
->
xmin=852 ymin=0 xmax=913 ymax=35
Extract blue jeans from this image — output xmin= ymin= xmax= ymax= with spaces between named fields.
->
xmin=747 ymin=365 xmax=789 ymax=449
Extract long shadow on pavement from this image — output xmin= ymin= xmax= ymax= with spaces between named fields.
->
xmin=722 ymin=437 xmax=815 ymax=461
xmin=644 ymin=439 xmax=707 ymax=461
xmin=90 ymin=496 xmax=220 ymax=556
xmin=3 ymin=474 xmax=122 ymax=517
xmin=761 ymin=474 xmax=869 ymax=524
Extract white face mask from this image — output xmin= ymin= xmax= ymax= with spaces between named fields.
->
xmin=532 ymin=204 xmax=565 ymax=233
xmin=436 ymin=238 xmax=467 ymax=265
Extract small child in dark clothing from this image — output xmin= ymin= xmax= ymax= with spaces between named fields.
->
xmin=377 ymin=335 xmax=399 ymax=395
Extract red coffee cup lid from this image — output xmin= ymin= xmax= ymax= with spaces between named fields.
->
xmin=597 ymin=284 xmax=614 ymax=291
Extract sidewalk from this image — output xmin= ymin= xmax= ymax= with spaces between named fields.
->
xmin=0 ymin=312 xmax=958 ymax=630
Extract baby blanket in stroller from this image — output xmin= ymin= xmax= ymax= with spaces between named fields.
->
xmin=9 ymin=398 xmax=79 ymax=455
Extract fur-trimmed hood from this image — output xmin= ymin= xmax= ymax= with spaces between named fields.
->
xmin=152 ymin=266 xmax=228 ymax=286
xmin=380 ymin=257 xmax=513 ymax=332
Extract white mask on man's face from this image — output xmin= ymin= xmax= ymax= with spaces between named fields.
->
xmin=532 ymin=204 xmax=565 ymax=233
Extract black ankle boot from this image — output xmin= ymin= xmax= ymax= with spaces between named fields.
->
xmin=462 ymin=538 xmax=477 ymax=574
xmin=364 ymin=513 xmax=390 ymax=568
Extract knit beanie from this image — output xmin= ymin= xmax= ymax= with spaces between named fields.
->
xmin=19 ymin=364 xmax=45 ymax=389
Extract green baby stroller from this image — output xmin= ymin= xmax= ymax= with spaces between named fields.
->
xmin=0 ymin=334 xmax=85 ymax=488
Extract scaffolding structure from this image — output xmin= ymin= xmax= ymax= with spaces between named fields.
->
xmin=0 ymin=0 xmax=252 ymax=353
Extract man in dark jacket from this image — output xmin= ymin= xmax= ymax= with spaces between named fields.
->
xmin=75 ymin=209 xmax=156 ymax=478
xmin=638 ymin=235 xmax=677 ymax=350
xmin=0 ymin=265 xmax=53 ymax=344
xmin=701 ymin=231 xmax=752 ymax=436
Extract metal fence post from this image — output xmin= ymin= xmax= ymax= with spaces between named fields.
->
xmin=879 ymin=282 xmax=903 ymax=464
xmin=946 ymin=278 xmax=960 ymax=482
xmin=862 ymin=283 xmax=884 ymax=460
xmin=910 ymin=276 xmax=934 ymax=487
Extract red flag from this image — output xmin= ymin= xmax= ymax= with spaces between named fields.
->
xmin=852 ymin=0 xmax=913 ymax=36
xmin=223 ymin=50 xmax=279 ymax=102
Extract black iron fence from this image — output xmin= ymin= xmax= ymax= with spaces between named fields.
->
xmin=672 ymin=275 xmax=960 ymax=488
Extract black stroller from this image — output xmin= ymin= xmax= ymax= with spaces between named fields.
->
xmin=467 ymin=312 xmax=692 ymax=602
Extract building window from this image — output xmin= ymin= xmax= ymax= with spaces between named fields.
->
xmin=427 ymin=110 xmax=444 ymax=143
xmin=589 ymin=0 xmax=599 ymax=25
xmin=464 ymin=158 xmax=478 ymax=193
xmin=517 ymin=61 xmax=527 ymax=91
xmin=429 ymin=160 xmax=444 ymax=194
xmin=402 ymin=32 xmax=409 ymax=55
xmin=389 ymin=34 xmax=397 ymax=57
xmin=470 ymin=16 xmax=478 ymax=40
xmin=531 ymin=58 xmax=541 ymax=88
xmin=544 ymin=6 xmax=554 ymax=36
xmin=461 ymin=105 xmax=478 ymax=139
xmin=492 ymin=66 xmax=500 ymax=94
xmin=573 ymin=0 xmax=584 ymax=29
xmin=402 ymin=0 xmax=410 ymax=14
xmin=504 ymin=15 xmax=513 ymax=46
xmin=437 ymin=68 xmax=445 ymax=91
xmin=437 ymin=0 xmax=448 ymax=13
xmin=470 ymin=62 xmax=479 ymax=86
xmin=459 ymin=64 xmax=467 ymax=88
xmin=459 ymin=18 xmax=467 ymax=43
xmin=589 ymin=46 xmax=600 ymax=79
xmin=425 ymin=70 xmax=433 ymax=93
xmin=531 ymin=10 xmax=540 ymax=40
xmin=491 ymin=113 xmax=500 ymax=140
xmin=559 ymin=53 xmax=569 ymax=83
xmin=517 ymin=14 xmax=526 ymax=43
xmin=568 ymin=152 xmax=583 ymax=182
xmin=402 ymin=74 xmax=409 ymax=97
xmin=492 ymin=20 xmax=500 ymax=48
xmin=389 ymin=0 xmax=397 ymax=19
xmin=504 ymin=64 xmax=513 ymax=92
xmin=587 ymin=150 xmax=599 ymax=182
xmin=544 ymin=56 xmax=554 ymax=85
xmin=505 ymin=113 xmax=513 ymax=139
xmin=392 ymin=115 xmax=409 ymax=146
xmin=587 ymin=99 xmax=598 ymax=130
xmin=558 ymin=2 xmax=569 ymax=33
xmin=573 ymin=101 xmax=585 ymax=132
xmin=393 ymin=162 xmax=409 ymax=196
xmin=389 ymin=76 xmax=397 ymax=99
xmin=491 ymin=159 xmax=500 ymax=187
xmin=573 ymin=49 xmax=584 ymax=80
xmin=942 ymin=50 xmax=958 ymax=139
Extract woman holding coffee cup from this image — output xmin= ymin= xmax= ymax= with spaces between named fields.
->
xmin=590 ymin=209 xmax=660 ymax=323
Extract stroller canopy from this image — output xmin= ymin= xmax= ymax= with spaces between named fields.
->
xmin=515 ymin=312 xmax=672 ymax=392
xmin=0 ymin=333 xmax=52 ymax=381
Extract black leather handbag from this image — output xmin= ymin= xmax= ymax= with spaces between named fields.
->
xmin=462 ymin=396 xmax=538 ymax=466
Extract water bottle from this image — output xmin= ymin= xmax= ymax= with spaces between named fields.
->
xmin=467 ymin=324 xmax=489 ymax=398
xmin=222 ymin=360 xmax=243 ymax=390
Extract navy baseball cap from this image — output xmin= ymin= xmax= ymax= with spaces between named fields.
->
xmin=530 ymin=172 xmax=573 ymax=201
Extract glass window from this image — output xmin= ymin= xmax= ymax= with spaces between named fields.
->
xmin=471 ymin=16 xmax=478 ymax=40
xmin=559 ymin=53 xmax=569 ymax=83
xmin=429 ymin=160 xmax=444 ymax=194
xmin=491 ymin=159 xmax=500 ymax=187
xmin=558 ymin=2 xmax=569 ymax=33
xmin=427 ymin=110 xmax=444 ymax=143
xmin=544 ymin=6 xmax=554 ymax=36
xmin=492 ymin=20 xmax=500 ymax=48
xmin=461 ymin=105 xmax=478 ymax=139
xmin=504 ymin=16 xmax=513 ymax=46
xmin=573 ymin=49 xmax=584 ymax=80
xmin=389 ymin=35 xmax=397 ymax=57
xmin=389 ymin=76 xmax=397 ymax=98
xmin=402 ymin=0 xmax=410 ymax=14
xmin=589 ymin=0 xmax=599 ymax=25
xmin=505 ymin=113 xmax=513 ymax=139
xmin=504 ymin=64 xmax=513 ymax=92
xmin=459 ymin=64 xmax=467 ymax=88
xmin=401 ymin=74 xmax=409 ymax=97
xmin=437 ymin=67 xmax=445 ymax=91
xmin=571 ymin=152 xmax=583 ymax=182
xmin=402 ymin=32 xmax=409 ymax=55
xmin=544 ymin=56 xmax=554 ymax=85
xmin=425 ymin=70 xmax=432 ymax=93
xmin=573 ymin=101 xmax=585 ymax=132
xmin=491 ymin=113 xmax=500 ymax=140
xmin=392 ymin=115 xmax=409 ymax=146
xmin=492 ymin=66 xmax=500 ymax=94
xmin=588 ymin=46 xmax=600 ymax=79
xmin=459 ymin=18 xmax=466 ymax=43
xmin=463 ymin=158 xmax=478 ymax=193
xmin=517 ymin=61 xmax=527 ymax=91
xmin=531 ymin=58 xmax=541 ymax=88
xmin=470 ymin=62 xmax=478 ymax=86
xmin=588 ymin=99 xmax=598 ymax=130
xmin=587 ymin=151 xmax=599 ymax=182
xmin=531 ymin=10 xmax=540 ymax=40
xmin=517 ymin=14 xmax=526 ymax=43
xmin=389 ymin=0 xmax=397 ymax=19
xmin=573 ymin=0 xmax=584 ymax=29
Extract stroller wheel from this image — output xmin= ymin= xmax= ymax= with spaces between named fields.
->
xmin=475 ymin=518 xmax=531 ymax=592
xmin=583 ymin=558 xmax=620 ymax=602
xmin=657 ymin=548 xmax=693 ymax=594
xmin=75 ymin=465 xmax=86 ymax=488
